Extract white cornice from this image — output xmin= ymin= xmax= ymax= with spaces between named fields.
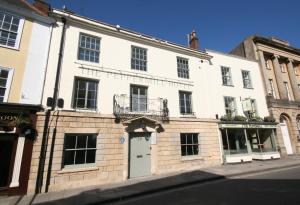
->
xmin=51 ymin=9 xmax=212 ymax=60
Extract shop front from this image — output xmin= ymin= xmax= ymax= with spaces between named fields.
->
xmin=0 ymin=103 xmax=41 ymax=196
xmin=219 ymin=122 xmax=280 ymax=163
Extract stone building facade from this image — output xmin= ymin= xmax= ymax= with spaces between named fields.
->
xmin=231 ymin=36 xmax=300 ymax=155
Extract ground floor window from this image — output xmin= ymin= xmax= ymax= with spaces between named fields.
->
xmin=63 ymin=134 xmax=97 ymax=168
xmin=247 ymin=129 xmax=276 ymax=152
xmin=180 ymin=133 xmax=199 ymax=156
xmin=221 ymin=129 xmax=248 ymax=155
xmin=221 ymin=128 xmax=276 ymax=155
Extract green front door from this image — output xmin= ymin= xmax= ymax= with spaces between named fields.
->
xmin=129 ymin=132 xmax=151 ymax=178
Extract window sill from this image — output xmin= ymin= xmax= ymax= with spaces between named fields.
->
xmin=222 ymin=84 xmax=234 ymax=87
xmin=0 ymin=44 xmax=20 ymax=51
xmin=243 ymin=87 xmax=253 ymax=89
xmin=180 ymin=114 xmax=196 ymax=118
xmin=181 ymin=155 xmax=204 ymax=161
xmin=58 ymin=166 xmax=99 ymax=174
xmin=75 ymin=60 xmax=100 ymax=66
xmin=72 ymin=108 xmax=99 ymax=113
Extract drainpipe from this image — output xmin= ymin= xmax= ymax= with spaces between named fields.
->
xmin=35 ymin=17 xmax=67 ymax=194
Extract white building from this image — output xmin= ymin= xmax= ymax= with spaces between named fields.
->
xmin=207 ymin=50 xmax=280 ymax=163
xmin=28 ymin=8 xmax=278 ymax=193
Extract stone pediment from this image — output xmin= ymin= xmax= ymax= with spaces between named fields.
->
xmin=123 ymin=116 xmax=164 ymax=133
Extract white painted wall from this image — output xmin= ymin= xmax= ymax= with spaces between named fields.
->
xmin=20 ymin=21 xmax=52 ymax=104
xmin=206 ymin=50 xmax=269 ymax=119
xmin=42 ymin=20 xmax=212 ymax=118
xmin=42 ymin=12 xmax=269 ymax=120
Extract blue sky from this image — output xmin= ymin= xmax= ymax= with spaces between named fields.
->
xmin=47 ymin=0 xmax=300 ymax=52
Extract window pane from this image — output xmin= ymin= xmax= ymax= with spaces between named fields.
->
xmin=0 ymin=78 xmax=7 ymax=87
xmin=87 ymin=135 xmax=97 ymax=148
xmin=0 ymin=69 xmax=9 ymax=78
xmin=65 ymin=136 xmax=76 ymax=149
xmin=181 ymin=145 xmax=187 ymax=156
xmin=193 ymin=145 xmax=199 ymax=155
xmin=86 ymin=150 xmax=96 ymax=163
xmin=76 ymin=135 xmax=87 ymax=148
xmin=180 ymin=134 xmax=186 ymax=144
xmin=78 ymin=34 xmax=100 ymax=62
xmin=0 ymin=88 xmax=5 ymax=96
xmin=76 ymin=99 xmax=85 ymax=108
xmin=75 ymin=150 xmax=86 ymax=164
xmin=64 ymin=150 xmax=75 ymax=165
xmin=87 ymin=99 xmax=96 ymax=109
xmin=186 ymin=134 xmax=193 ymax=144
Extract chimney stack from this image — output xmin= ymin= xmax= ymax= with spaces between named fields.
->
xmin=33 ymin=0 xmax=51 ymax=16
xmin=189 ymin=30 xmax=199 ymax=50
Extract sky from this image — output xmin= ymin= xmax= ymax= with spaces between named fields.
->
xmin=46 ymin=0 xmax=300 ymax=52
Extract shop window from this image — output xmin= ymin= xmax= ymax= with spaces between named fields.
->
xmin=63 ymin=134 xmax=97 ymax=168
xmin=221 ymin=129 xmax=248 ymax=155
xmin=247 ymin=129 xmax=276 ymax=153
xmin=180 ymin=133 xmax=199 ymax=156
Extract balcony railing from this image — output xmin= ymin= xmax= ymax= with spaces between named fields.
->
xmin=113 ymin=94 xmax=169 ymax=121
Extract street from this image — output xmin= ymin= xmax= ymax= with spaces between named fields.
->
xmin=111 ymin=166 xmax=300 ymax=205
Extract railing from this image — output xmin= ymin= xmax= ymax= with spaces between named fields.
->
xmin=113 ymin=94 xmax=169 ymax=121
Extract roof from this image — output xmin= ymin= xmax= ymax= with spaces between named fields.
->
xmin=51 ymin=9 xmax=212 ymax=60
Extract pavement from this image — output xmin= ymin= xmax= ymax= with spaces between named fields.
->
xmin=2 ymin=155 xmax=300 ymax=205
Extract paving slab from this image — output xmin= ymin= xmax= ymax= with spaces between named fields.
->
xmin=2 ymin=155 xmax=300 ymax=205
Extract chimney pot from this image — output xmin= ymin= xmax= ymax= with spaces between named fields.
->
xmin=33 ymin=0 xmax=51 ymax=16
xmin=189 ymin=30 xmax=199 ymax=50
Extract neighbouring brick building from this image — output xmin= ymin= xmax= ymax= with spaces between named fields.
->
xmin=231 ymin=36 xmax=300 ymax=155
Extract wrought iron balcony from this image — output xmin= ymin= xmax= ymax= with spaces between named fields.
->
xmin=113 ymin=94 xmax=169 ymax=121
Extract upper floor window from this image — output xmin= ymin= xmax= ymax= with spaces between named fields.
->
xmin=131 ymin=46 xmax=147 ymax=71
xmin=177 ymin=57 xmax=189 ymax=79
xmin=78 ymin=33 xmax=100 ymax=63
xmin=0 ymin=11 xmax=24 ymax=49
xmin=179 ymin=91 xmax=193 ymax=115
xmin=284 ymin=82 xmax=291 ymax=100
xmin=224 ymin=96 xmax=237 ymax=117
xmin=242 ymin=98 xmax=257 ymax=119
xmin=269 ymin=79 xmax=276 ymax=99
xmin=73 ymin=78 xmax=98 ymax=109
xmin=242 ymin=70 xmax=252 ymax=88
xmin=0 ymin=67 xmax=13 ymax=102
xmin=265 ymin=59 xmax=271 ymax=70
xmin=221 ymin=66 xmax=232 ymax=86
xmin=63 ymin=134 xmax=97 ymax=168
xmin=180 ymin=133 xmax=199 ymax=156
xmin=280 ymin=63 xmax=286 ymax=72
xmin=130 ymin=85 xmax=147 ymax=112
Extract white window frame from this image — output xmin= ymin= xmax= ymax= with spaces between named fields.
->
xmin=77 ymin=33 xmax=101 ymax=63
xmin=179 ymin=91 xmax=193 ymax=115
xmin=177 ymin=57 xmax=189 ymax=79
xmin=221 ymin=66 xmax=233 ymax=86
xmin=0 ymin=10 xmax=24 ymax=50
xmin=224 ymin=96 xmax=237 ymax=116
xmin=0 ymin=66 xmax=14 ymax=102
xmin=241 ymin=70 xmax=252 ymax=88
xmin=73 ymin=78 xmax=99 ymax=110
